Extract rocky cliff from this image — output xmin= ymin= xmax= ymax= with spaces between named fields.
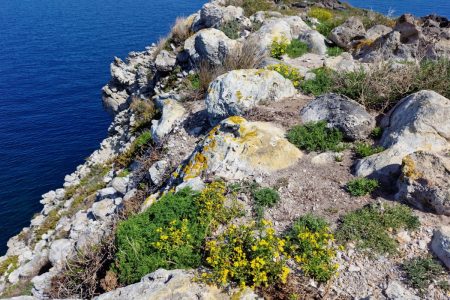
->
xmin=1 ymin=0 xmax=450 ymax=299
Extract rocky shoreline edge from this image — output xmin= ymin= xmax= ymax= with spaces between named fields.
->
xmin=1 ymin=0 xmax=449 ymax=299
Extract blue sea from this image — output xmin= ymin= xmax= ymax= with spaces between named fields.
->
xmin=0 ymin=0 xmax=205 ymax=255
xmin=0 ymin=0 xmax=448 ymax=256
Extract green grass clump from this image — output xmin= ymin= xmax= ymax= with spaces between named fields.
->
xmin=327 ymin=46 xmax=344 ymax=57
xmin=300 ymin=67 xmax=334 ymax=96
xmin=187 ymin=73 xmax=200 ymax=90
xmin=346 ymin=178 xmax=379 ymax=196
xmin=371 ymin=127 xmax=383 ymax=139
xmin=114 ymin=130 xmax=152 ymax=168
xmin=287 ymin=215 xmax=339 ymax=282
xmin=336 ymin=204 xmax=420 ymax=254
xmin=0 ymin=255 xmax=19 ymax=276
xmin=403 ymin=257 xmax=446 ymax=292
xmin=354 ymin=142 xmax=384 ymax=158
xmin=115 ymin=182 xmax=241 ymax=284
xmin=287 ymin=121 xmax=344 ymax=152
xmin=308 ymin=7 xmax=333 ymax=22
xmin=34 ymin=209 xmax=62 ymax=240
xmin=316 ymin=19 xmax=344 ymax=37
xmin=253 ymin=187 xmax=280 ymax=208
xmin=219 ymin=20 xmax=241 ymax=39
xmin=285 ymin=39 xmax=309 ymax=58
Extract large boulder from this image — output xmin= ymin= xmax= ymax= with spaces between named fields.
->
xmin=365 ymin=24 xmax=392 ymax=41
xmin=432 ymin=226 xmax=450 ymax=269
xmin=172 ymin=117 xmax=303 ymax=182
xmin=300 ymin=93 xmax=375 ymax=140
xmin=94 ymin=269 xmax=258 ymax=300
xmin=396 ymin=151 xmax=450 ymax=215
xmin=248 ymin=19 xmax=292 ymax=53
xmin=206 ymin=69 xmax=297 ymax=124
xmin=155 ymin=50 xmax=176 ymax=72
xmin=329 ymin=17 xmax=366 ymax=49
xmin=192 ymin=3 xmax=250 ymax=31
xmin=184 ymin=28 xmax=240 ymax=66
xmin=151 ymin=99 xmax=186 ymax=144
xmin=49 ymin=239 xmax=74 ymax=270
xmin=298 ymin=30 xmax=327 ymax=55
xmin=355 ymin=90 xmax=450 ymax=184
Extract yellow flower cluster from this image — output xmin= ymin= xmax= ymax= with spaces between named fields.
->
xmin=270 ymin=36 xmax=289 ymax=59
xmin=267 ymin=64 xmax=302 ymax=87
xmin=307 ymin=7 xmax=333 ymax=22
xmin=151 ymin=218 xmax=191 ymax=251
xmin=204 ymin=220 xmax=290 ymax=289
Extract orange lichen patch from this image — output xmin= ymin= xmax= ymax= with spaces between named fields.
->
xmin=355 ymin=39 xmax=374 ymax=50
xmin=183 ymin=152 xmax=208 ymax=179
xmin=402 ymin=155 xmax=422 ymax=180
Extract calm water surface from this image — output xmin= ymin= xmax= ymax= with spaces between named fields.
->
xmin=346 ymin=0 xmax=449 ymax=17
xmin=0 ymin=0 xmax=205 ymax=255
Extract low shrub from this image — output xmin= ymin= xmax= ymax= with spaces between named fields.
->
xmin=308 ymin=7 xmax=333 ymax=22
xmin=354 ymin=142 xmax=384 ymax=158
xmin=270 ymin=36 xmax=289 ymax=59
xmin=285 ymin=39 xmax=308 ymax=58
xmin=286 ymin=121 xmax=344 ymax=152
xmin=267 ymin=64 xmax=301 ymax=87
xmin=336 ymin=204 xmax=420 ymax=254
xmin=220 ymin=20 xmax=241 ymax=39
xmin=327 ymin=46 xmax=344 ymax=57
xmin=371 ymin=127 xmax=383 ymax=139
xmin=115 ymin=182 xmax=240 ymax=284
xmin=346 ymin=178 xmax=379 ymax=196
xmin=0 ymin=255 xmax=18 ymax=276
xmin=287 ymin=215 xmax=339 ymax=282
xmin=204 ymin=220 xmax=290 ymax=288
xmin=114 ymin=130 xmax=152 ymax=168
xmin=316 ymin=19 xmax=344 ymax=37
xmin=129 ymin=98 xmax=157 ymax=132
xmin=403 ymin=257 xmax=446 ymax=293
xmin=300 ymin=67 xmax=334 ymax=96
xmin=252 ymin=187 xmax=280 ymax=208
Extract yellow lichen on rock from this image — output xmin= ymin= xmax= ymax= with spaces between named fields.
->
xmin=402 ymin=155 xmax=422 ymax=180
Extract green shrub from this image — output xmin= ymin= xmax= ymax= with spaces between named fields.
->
xmin=308 ymin=7 xmax=333 ymax=22
xmin=327 ymin=46 xmax=344 ymax=57
xmin=187 ymin=73 xmax=200 ymax=90
xmin=270 ymin=36 xmax=289 ymax=59
xmin=371 ymin=127 xmax=383 ymax=139
xmin=346 ymin=178 xmax=379 ymax=196
xmin=285 ymin=39 xmax=309 ymax=58
xmin=204 ymin=220 xmax=290 ymax=288
xmin=267 ymin=64 xmax=302 ymax=87
xmin=336 ymin=204 xmax=420 ymax=254
xmin=115 ymin=182 xmax=239 ymax=284
xmin=354 ymin=142 xmax=384 ymax=158
xmin=252 ymin=187 xmax=280 ymax=208
xmin=300 ymin=67 xmax=334 ymax=96
xmin=0 ymin=256 xmax=19 ymax=276
xmin=286 ymin=121 xmax=344 ymax=152
xmin=403 ymin=257 xmax=446 ymax=292
xmin=316 ymin=19 xmax=344 ymax=37
xmin=287 ymin=215 xmax=339 ymax=282
xmin=220 ymin=20 xmax=241 ymax=39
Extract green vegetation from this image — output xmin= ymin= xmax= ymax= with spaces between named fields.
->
xmin=371 ymin=127 xmax=383 ymax=139
xmin=219 ymin=20 xmax=241 ymax=39
xmin=307 ymin=7 xmax=333 ymax=22
xmin=0 ymin=255 xmax=19 ymax=276
xmin=115 ymin=182 xmax=242 ymax=284
xmin=403 ymin=257 xmax=446 ymax=292
xmin=117 ymin=169 xmax=130 ymax=177
xmin=252 ymin=187 xmax=280 ymax=219
xmin=354 ymin=142 xmax=384 ymax=158
xmin=204 ymin=220 xmax=290 ymax=288
xmin=267 ymin=64 xmax=301 ymax=87
xmin=336 ymin=204 xmax=420 ymax=254
xmin=327 ymin=46 xmax=344 ymax=57
xmin=186 ymin=73 xmax=200 ymax=91
xmin=346 ymin=178 xmax=379 ymax=196
xmin=285 ymin=39 xmax=309 ymax=58
xmin=34 ymin=209 xmax=62 ymax=240
xmin=287 ymin=215 xmax=339 ymax=282
xmin=317 ymin=19 xmax=344 ymax=37
xmin=287 ymin=121 xmax=344 ymax=152
xmin=300 ymin=67 xmax=334 ymax=96
xmin=114 ymin=130 xmax=152 ymax=168
xmin=129 ymin=99 xmax=158 ymax=132
xmin=270 ymin=36 xmax=289 ymax=59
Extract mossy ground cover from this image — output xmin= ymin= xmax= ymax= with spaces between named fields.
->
xmin=287 ymin=121 xmax=344 ymax=152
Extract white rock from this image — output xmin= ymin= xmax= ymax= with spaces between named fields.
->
xmin=432 ymin=226 xmax=450 ymax=269
xmin=110 ymin=177 xmax=128 ymax=195
xmin=151 ymin=99 xmax=186 ymax=144
xmin=148 ymin=160 xmax=169 ymax=186
xmin=49 ymin=239 xmax=74 ymax=270
xmin=206 ymin=69 xmax=296 ymax=124
xmin=91 ymin=199 xmax=117 ymax=221
xmin=298 ymin=30 xmax=327 ymax=55
xmin=384 ymin=280 xmax=419 ymax=300
xmin=155 ymin=50 xmax=176 ymax=72
xmin=97 ymin=187 xmax=119 ymax=201
xmin=176 ymin=177 xmax=205 ymax=192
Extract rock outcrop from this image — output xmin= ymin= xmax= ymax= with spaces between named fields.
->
xmin=355 ymin=90 xmax=450 ymax=183
xmin=300 ymin=93 xmax=375 ymax=141
xmin=206 ymin=69 xmax=297 ymax=124
xmin=329 ymin=17 xmax=366 ymax=50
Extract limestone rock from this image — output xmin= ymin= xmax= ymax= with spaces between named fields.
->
xmin=206 ymin=69 xmax=296 ymax=125
xmin=110 ymin=177 xmax=128 ymax=195
xmin=384 ymin=280 xmax=419 ymax=300
xmin=248 ymin=19 xmax=293 ymax=53
xmin=31 ymin=271 xmax=54 ymax=299
xmin=355 ymin=90 xmax=450 ymax=183
xmin=192 ymin=3 xmax=249 ymax=31
xmin=148 ymin=160 xmax=169 ymax=186
xmin=324 ymin=52 xmax=361 ymax=73
xmin=151 ymin=99 xmax=186 ymax=144
xmin=298 ymin=30 xmax=327 ymax=55
xmin=300 ymin=93 xmax=375 ymax=141
xmin=90 ymin=198 xmax=118 ymax=220
xmin=97 ymin=187 xmax=119 ymax=201
xmin=94 ymin=268 xmax=258 ymax=300
xmin=176 ymin=177 xmax=206 ymax=192
xmin=49 ymin=239 xmax=74 ymax=270
xmin=184 ymin=28 xmax=240 ymax=66
xmin=155 ymin=50 xmax=176 ymax=72
xmin=432 ymin=226 xmax=450 ymax=269
xmin=365 ymin=24 xmax=392 ymax=41
xmin=173 ymin=117 xmax=302 ymax=182
xmin=396 ymin=151 xmax=450 ymax=215
xmin=329 ymin=17 xmax=366 ymax=49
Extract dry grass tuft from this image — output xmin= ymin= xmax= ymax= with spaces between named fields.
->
xmin=170 ymin=17 xmax=194 ymax=45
